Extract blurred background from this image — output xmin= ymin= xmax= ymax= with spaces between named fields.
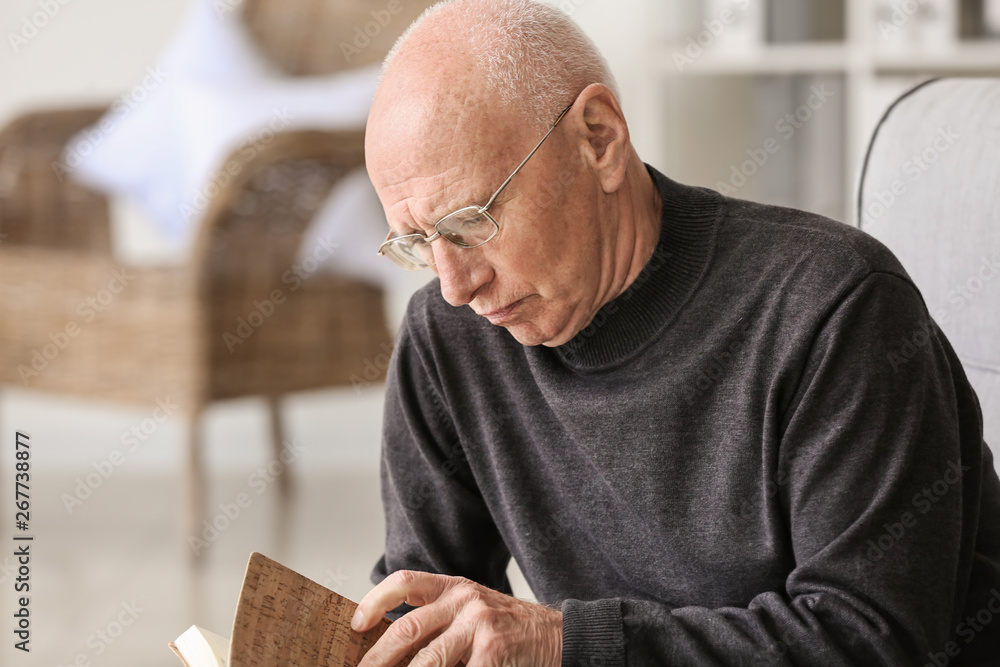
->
xmin=0 ymin=0 xmax=998 ymax=665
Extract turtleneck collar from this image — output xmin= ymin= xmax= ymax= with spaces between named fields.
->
xmin=553 ymin=165 xmax=722 ymax=371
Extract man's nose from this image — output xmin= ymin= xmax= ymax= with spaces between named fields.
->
xmin=433 ymin=242 xmax=492 ymax=307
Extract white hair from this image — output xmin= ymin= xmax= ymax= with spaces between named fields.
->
xmin=383 ymin=0 xmax=620 ymax=131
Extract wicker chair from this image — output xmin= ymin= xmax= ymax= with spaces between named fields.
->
xmin=0 ymin=0 xmax=433 ymax=555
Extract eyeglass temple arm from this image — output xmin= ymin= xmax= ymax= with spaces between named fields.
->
xmin=481 ymin=105 xmax=573 ymax=211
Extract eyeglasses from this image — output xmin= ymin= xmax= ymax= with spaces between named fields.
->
xmin=376 ymin=105 xmax=572 ymax=271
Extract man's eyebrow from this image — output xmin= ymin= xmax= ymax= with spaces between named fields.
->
xmin=387 ymin=202 xmax=428 ymax=236
xmin=476 ymin=192 xmax=498 ymax=207
xmin=491 ymin=190 xmax=517 ymax=206
xmin=427 ymin=196 xmax=486 ymax=221
xmin=463 ymin=190 xmax=503 ymax=211
xmin=411 ymin=183 xmax=500 ymax=226
xmin=391 ymin=224 xmax=419 ymax=237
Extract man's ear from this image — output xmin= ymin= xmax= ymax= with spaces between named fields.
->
xmin=574 ymin=83 xmax=629 ymax=194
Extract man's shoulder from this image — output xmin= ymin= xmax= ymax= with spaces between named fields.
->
xmin=646 ymin=165 xmax=911 ymax=289
xmin=713 ymin=193 xmax=914 ymax=295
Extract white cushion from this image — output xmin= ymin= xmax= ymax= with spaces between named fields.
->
xmin=171 ymin=66 xmax=378 ymax=237
xmin=63 ymin=0 xmax=275 ymax=247
xmin=62 ymin=0 xmax=382 ymax=271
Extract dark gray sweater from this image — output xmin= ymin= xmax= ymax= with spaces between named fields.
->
xmin=371 ymin=166 xmax=1000 ymax=665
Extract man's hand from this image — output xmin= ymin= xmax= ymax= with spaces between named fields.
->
xmin=352 ymin=570 xmax=563 ymax=667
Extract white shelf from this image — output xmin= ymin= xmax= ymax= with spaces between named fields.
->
xmin=660 ymin=43 xmax=850 ymax=76
xmin=872 ymin=42 xmax=1000 ymax=73
xmin=660 ymin=42 xmax=1000 ymax=77
xmin=651 ymin=0 xmax=1000 ymax=225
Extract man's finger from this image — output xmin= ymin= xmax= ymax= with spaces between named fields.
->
xmin=408 ymin=623 xmax=474 ymax=667
xmin=358 ymin=596 xmax=469 ymax=667
xmin=353 ymin=570 xmax=461 ymax=632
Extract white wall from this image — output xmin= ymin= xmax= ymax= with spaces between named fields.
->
xmin=0 ymin=0 xmax=657 ymax=153
xmin=557 ymin=0 xmax=663 ymax=162
xmin=0 ymin=0 xmax=188 ymax=126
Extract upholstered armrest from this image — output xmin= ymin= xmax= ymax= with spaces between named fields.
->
xmin=0 ymin=107 xmax=112 ymax=254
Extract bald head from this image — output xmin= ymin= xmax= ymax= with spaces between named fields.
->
xmin=381 ymin=0 xmax=618 ymax=132
xmin=366 ymin=0 xmax=622 ymax=238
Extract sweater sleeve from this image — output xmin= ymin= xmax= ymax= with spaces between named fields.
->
xmin=561 ymin=271 xmax=997 ymax=666
xmin=371 ymin=312 xmax=513 ymax=610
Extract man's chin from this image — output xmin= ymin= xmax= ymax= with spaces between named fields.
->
xmin=501 ymin=320 xmax=576 ymax=348
xmin=492 ymin=320 xmax=541 ymax=347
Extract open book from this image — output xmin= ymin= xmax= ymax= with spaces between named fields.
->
xmin=170 ymin=552 xmax=416 ymax=666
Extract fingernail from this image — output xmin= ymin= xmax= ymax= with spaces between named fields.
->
xmin=351 ymin=609 xmax=365 ymax=631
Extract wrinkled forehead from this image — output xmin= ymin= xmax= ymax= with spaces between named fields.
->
xmin=366 ymin=83 xmax=529 ymax=226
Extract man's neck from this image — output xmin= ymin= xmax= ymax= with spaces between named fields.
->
xmin=615 ymin=153 xmax=664 ymax=300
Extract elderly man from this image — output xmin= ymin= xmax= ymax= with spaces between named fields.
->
xmin=349 ymin=1 xmax=1000 ymax=665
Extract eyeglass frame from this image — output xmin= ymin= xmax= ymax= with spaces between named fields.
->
xmin=376 ymin=104 xmax=573 ymax=270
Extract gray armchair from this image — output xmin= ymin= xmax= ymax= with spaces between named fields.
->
xmin=858 ymin=77 xmax=1000 ymax=463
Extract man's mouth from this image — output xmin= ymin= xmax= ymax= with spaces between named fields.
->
xmin=479 ymin=299 xmax=523 ymax=324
